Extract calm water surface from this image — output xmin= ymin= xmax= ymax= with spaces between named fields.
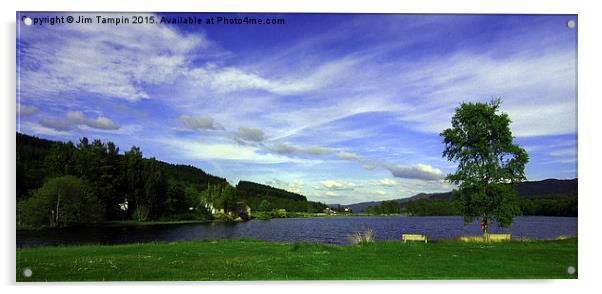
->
xmin=17 ymin=216 xmax=577 ymax=248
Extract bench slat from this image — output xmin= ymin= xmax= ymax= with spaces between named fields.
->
xmin=401 ymin=234 xmax=428 ymax=243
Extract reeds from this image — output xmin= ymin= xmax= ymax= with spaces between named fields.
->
xmin=348 ymin=229 xmax=375 ymax=245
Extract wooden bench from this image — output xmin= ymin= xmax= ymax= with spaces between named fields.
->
xmin=487 ymin=234 xmax=511 ymax=242
xmin=402 ymin=234 xmax=428 ymax=243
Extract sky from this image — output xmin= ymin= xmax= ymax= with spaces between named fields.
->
xmin=16 ymin=13 xmax=577 ymax=205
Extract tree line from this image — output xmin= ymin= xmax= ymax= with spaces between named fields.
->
xmin=366 ymin=200 xmax=401 ymax=215
xmin=405 ymin=195 xmax=577 ymax=217
xmin=16 ymin=133 xmax=326 ymax=228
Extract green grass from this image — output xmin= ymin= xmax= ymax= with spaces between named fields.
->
xmin=16 ymin=238 xmax=577 ymax=281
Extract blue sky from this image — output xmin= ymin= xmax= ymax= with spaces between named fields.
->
xmin=17 ymin=13 xmax=577 ymax=204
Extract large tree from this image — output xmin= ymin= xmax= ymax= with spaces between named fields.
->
xmin=440 ymin=99 xmax=529 ymax=236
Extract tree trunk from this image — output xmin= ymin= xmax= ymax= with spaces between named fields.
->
xmin=55 ymin=193 xmax=61 ymax=227
xmin=482 ymin=214 xmax=489 ymax=242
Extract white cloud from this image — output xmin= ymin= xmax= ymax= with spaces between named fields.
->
xmin=21 ymin=121 xmax=70 ymax=136
xmin=186 ymin=58 xmax=357 ymax=96
xmin=319 ymin=180 xmax=362 ymax=191
xmin=337 ymin=151 xmax=363 ymax=161
xmin=179 ymin=115 xmax=225 ymax=131
xmin=549 ymin=148 xmax=577 ymax=157
xmin=19 ymin=13 xmax=209 ymax=102
xmin=67 ymin=111 xmax=120 ymax=130
xmin=158 ymin=138 xmax=319 ymax=164
xmin=325 ymin=191 xmax=338 ymax=196
xmin=38 ymin=111 xmax=120 ymax=132
xmin=266 ymin=179 xmax=305 ymax=194
xmin=378 ymin=178 xmax=397 ymax=187
xmin=320 ymin=180 xmax=346 ymax=190
xmin=394 ymin=51 xmax=576 ymax=137
xmin=385 ymin=163 xmax=445 ymax=180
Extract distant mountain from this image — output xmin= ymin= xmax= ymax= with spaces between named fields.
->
xmin=331 ymin=178 xmax=578 ymax=213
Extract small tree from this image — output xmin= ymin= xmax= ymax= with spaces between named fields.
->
xmin=17 ymin=176 xmax=104 ymax=228
xmin=441 ymin=99 xmax=528 ymax=237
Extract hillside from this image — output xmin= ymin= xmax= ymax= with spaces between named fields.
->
xmin=332 ymin=179 xmax=578 ymax=213
xmin=16 ymin=132 xmax=325 ymax=214
xmin=236 ymin=181 xmax=326 ymax=213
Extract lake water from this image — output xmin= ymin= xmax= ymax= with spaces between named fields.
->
xmin=16 ymin=216 xmax=577 ymax=248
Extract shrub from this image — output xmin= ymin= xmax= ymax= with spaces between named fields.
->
xmin=270 ymin=208 xmax=288 ymax=218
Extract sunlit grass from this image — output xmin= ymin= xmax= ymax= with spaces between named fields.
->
xmin=16 ymin=238 xmax=577 ymax=281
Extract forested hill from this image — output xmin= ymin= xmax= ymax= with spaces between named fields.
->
xmin=16 ymin=132 xmax=326 ymax=217
xmin=236 ymin=181 xmax=325 ymax=213
xmin=17 ymin=132 xmax=226 ymax=199
xmin=333 ymin=178 xmax=578 ymax=214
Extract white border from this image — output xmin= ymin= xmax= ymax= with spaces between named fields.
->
xmin=2 ymin=0 xmax=601 ymax=293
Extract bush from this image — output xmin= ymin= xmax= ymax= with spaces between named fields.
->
xmin=17 ymin=176 xmax=104 ymax=228
xmin=270 ymin=208 xmax=288 ymax=218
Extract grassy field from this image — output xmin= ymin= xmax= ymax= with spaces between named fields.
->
xmin=16 ymin=238 xmax=577 ymax=281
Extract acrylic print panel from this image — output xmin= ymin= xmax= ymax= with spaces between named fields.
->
xmin=16 ymin=12 xmax=578 ymax=281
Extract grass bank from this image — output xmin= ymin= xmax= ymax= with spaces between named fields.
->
xmin=16 ymin=238 xmax=577 ymax=281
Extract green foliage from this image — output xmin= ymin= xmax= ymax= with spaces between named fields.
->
xmin=258 ymin=199 xmax=272 ymax=211
xmin=17 ymin=176 xmax=104 ymax=228
xmin=367 ymin=200 xmax=401 ymax=215
xmin=17 ymin=133 xmax=54 ymax=199
xmin=270 ymin=208 xmax=288 ymax=218
xmin=251 ymin=211 xmax=272 ymax=220
xmin=236 ymin=181 xmax=327 ymax=212
xmin=142 ymin=158 xmax=168 ymax=219
xmin=520 ymin=196 xmax=577 ymax=217
xmin=406 ymin=199 xmax=460 ymax=216
xmin=204 ymin=182 xmax=238 ymax=214
xmin=441 ymin=99 xmax=529 ymax=231
xmin=17 ymin=133 xmax=326 ymax=224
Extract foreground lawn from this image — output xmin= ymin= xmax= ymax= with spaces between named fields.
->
xmin=16 ymin=238 xmax=577 ymax=281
